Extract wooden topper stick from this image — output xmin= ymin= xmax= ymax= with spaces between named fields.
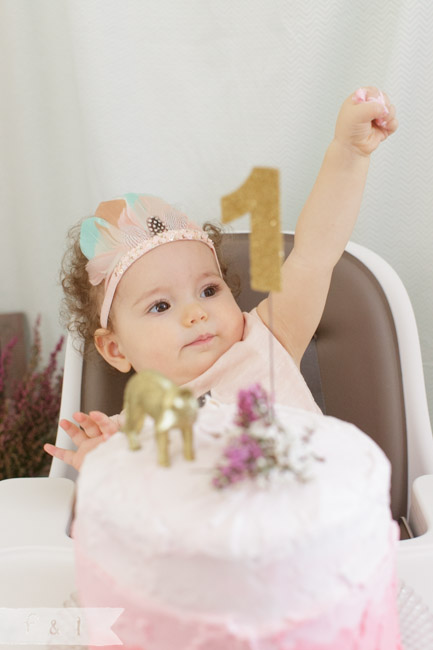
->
xmin=221 ymin=167 xmax=282 ymax=292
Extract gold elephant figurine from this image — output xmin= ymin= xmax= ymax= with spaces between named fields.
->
xmin=123 ymin=369 xmax=198 ymax=467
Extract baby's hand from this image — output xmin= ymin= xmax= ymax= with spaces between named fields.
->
xmin=334 ymin=86 xmax=398 ymax=157
xmin=44 ymin=411 xmax=119 ymax=472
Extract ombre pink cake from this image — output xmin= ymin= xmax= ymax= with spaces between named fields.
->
xmin=73 ymin=399 xmax=402 ymax=649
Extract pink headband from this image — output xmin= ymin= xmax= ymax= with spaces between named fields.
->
xmin=80 ymin=193 xmax=221 ymax=328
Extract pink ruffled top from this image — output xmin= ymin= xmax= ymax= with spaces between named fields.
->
xmin=182 ymin=308 xmax=321 ymax=413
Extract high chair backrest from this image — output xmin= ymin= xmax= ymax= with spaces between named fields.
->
xmin=52 ymin=233 xmax=433 ymax=522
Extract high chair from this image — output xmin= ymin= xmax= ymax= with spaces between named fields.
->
xmin=1 ymin=233 xmax=433 ymax=624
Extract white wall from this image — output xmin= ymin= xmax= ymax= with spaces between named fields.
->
xmin=1 ymin=0 xmax=433 ymax=418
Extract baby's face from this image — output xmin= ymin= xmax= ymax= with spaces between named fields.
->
xmin=109 ymin=240 xmax=244 ymax=384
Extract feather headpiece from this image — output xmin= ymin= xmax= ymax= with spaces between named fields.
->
xmin=80 ymin=193 xmax=221 ymax=328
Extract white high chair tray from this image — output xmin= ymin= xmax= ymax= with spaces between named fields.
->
xmin=0 ymin=546 xmax=76 ymax=607
xmin=0 ymin=477 xmax=75 ymax=547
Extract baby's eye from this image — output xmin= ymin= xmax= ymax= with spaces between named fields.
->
xmin=201 ymin=284 xmax=219 ymax=298
xmin=149 ymin=301 xmax=170 ymax=313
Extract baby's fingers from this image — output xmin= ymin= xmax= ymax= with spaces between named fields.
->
xmin=353 ymin=95 xmax=388 ymax=125
xmin=89 ymin=411 xmax=120 ymax=440
xmin=380 ymin=104 xmax=398 ymax=135
xmin=384 ymin=115 xmax=398 ymax=135
xmin=73 ymin=411 xmax=106 ymax=438
xmin=59 ymin=418 xmax=88 ymax=445
xmin=44 ymin=443 xmax=77 ymax=468
xmin=44 ymin=435 xmax=105 ymax=471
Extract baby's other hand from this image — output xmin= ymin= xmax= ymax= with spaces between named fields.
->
xmin=334 ymin=86 xmax=398 ymax=157
xmin=44 ymin=411 xmax=119 ymax=472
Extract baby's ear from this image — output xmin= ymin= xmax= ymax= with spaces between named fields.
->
xmin=94 ymin=328 xmax=132 ymax=373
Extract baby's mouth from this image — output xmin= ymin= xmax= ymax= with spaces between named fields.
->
xmin=185 ymin=334 xmax=215 ymax=347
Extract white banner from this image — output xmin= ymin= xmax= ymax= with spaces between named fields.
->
xmin=0 ymin=608 xmax=124 ymax=646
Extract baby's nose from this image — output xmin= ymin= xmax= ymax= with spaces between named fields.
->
xmin=182 ymin=302 xmax=208 ymax=326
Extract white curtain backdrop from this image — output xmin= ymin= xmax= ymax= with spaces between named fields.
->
xmin=1 ymin=0 xmax=433 ymax=417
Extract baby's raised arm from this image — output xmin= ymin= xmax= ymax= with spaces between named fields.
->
xmin=257 ymin=87 xmax=398 ymax=367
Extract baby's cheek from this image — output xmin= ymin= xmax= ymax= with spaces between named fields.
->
xmin=230 ymin=309 xmax=245 ymax=343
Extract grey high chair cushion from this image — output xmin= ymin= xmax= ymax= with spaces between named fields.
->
xmin=81 ymin=233 xmax=407 ymax=521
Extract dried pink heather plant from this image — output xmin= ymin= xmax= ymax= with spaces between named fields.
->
xmin=0 ymin=317 xmax=64 ymax=479
xmin=0 ymin=335 xmax=18 ymax=401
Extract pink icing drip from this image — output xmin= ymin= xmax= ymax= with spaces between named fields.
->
xmin=74 ymin=538 xmax=402 ymax=650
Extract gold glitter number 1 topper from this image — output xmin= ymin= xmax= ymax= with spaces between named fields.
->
xmin=221 ymin=167 xmax=282 ymax=292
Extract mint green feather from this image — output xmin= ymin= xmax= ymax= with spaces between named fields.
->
xmin=123 ymin=192 xmax=141 ymax=207
xmin=80 ymin=217 xmax=111 ymax=259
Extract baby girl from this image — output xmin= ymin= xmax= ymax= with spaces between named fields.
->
xmin=44 ymin=86 xmax=398 ymax=470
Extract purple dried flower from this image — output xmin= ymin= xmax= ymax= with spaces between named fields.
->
xmin=235 ymin=383 xmax=272 ymax=428
xmin=0 ymin=318 xmax=64 ymax=479
xmin=212 ymin=383 xmax=320 ymax=490
xmin=213 ymin=431 xmax=266 ymax=489
xmin=0 ymin=336 xmax=18 ymax=400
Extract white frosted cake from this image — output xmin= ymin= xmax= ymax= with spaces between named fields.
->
xmin=73 ymin=395 xmax=401 ymax=650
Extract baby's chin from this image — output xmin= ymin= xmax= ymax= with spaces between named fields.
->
xmin=176 ymin=355 xmax=220 ymax=386
xmin=170 ymin=355 xmax=220 ymax=387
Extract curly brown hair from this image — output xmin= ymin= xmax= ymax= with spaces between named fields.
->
xmin=60 ymin=220 xmax=240 ymax=354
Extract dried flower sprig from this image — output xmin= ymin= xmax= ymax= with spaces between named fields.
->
xmin=213 ymin=383 xmax=322 ymax=490
xmin=212 ymin=432 xmax=265 ymax=489
xmin=0 ymin=317 xmax=64 ymax=479
xmin=235 ymin=383 xmax=272 ymax=428
xmin=0 ymin=335 xmax=18 ymax=401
